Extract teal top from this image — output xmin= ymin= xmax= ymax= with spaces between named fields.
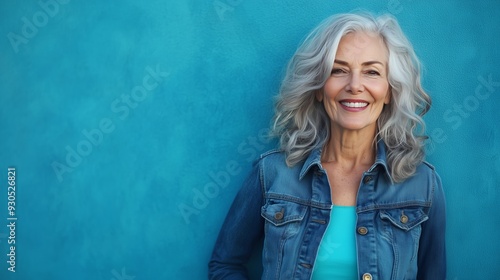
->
xmin=311 ymin=205 xmax=358 ymax=280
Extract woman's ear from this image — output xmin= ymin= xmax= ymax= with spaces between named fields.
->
xmin=384 ymin=88 xmax=391 ymax=104
xmin=315 ymin=90 xmax=323 ymax=102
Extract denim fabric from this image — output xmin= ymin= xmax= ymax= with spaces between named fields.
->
xmin=209 ymin=140 xmax=446 ymax=280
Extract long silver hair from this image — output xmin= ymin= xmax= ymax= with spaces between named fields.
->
xmin=272 ymin=12 xmax=431 ymax=183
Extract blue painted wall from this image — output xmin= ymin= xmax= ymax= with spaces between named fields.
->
xmin=1 ymin=0 xmax=499 ymax=279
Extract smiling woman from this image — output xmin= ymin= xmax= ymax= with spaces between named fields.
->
xmin=319 ymin=32 xmax=390 ymax=144
xmin=209 ymin=12 xmax=445 ymax=280
xmin=317 ymin=31 xmax=392 ymax=207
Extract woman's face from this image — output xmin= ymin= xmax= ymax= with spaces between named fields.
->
xmin=318 ymin=31 xmax=390 ymax=133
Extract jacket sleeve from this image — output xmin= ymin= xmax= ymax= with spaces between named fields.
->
xmin=208 ymin=161 xmax=265 ymax=279
xmin=417 ymin=171 xmax=446 ymax=280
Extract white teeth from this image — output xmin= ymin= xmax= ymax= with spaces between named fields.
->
xmin=341 ymin=101 xmax=368 ymax=108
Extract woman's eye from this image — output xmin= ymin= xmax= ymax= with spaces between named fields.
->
xmin=331 ymin=68 xmax=347 ymax=75
xmin=366 ymin=70 xmax=380 ymax=76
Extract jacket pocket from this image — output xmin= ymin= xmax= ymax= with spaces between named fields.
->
xmin=378 ymin=207 xmax=429 ymax=279
xmin=379 ymin=208 xmax=428 ymax=231
xmin=261 ymin=199 xmax=308 ymax=226
xmin=260 ymin=199 xmax=308 ymax=279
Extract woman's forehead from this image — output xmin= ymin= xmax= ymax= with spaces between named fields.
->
xmin=335 ymin=32 xmax=388 ymax=63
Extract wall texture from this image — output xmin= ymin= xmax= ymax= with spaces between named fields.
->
xmin=1 ymin=0 xmax=499 ymax=279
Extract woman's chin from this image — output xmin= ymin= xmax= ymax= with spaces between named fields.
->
xmin=333 ymin=121 xmax=377 ymax=133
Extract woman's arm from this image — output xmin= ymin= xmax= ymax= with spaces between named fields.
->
xmin=417 ymin=171 xmax=446 ymax=279
xmin=208 ymin=162 xmax=265 ymax=280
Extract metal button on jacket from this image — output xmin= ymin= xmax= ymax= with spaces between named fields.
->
xmin=363 ymin=273 xmax=373 ymax=280
xmin=357 ymin=227 xmax=368 ymax=235
xmin=274 ymin=209 xmax=284 ymax=220
xmin=363 ymin=176 xmax=373 ymax=184
xmin=400 ymin=213 xmax=409 ymax=224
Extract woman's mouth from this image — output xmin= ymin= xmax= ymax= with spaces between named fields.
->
xmin=339 ymin=100 xmax=369 ymax=112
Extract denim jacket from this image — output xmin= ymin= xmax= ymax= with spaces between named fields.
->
xmin=209 ymin=140 xmax=446 ymax=280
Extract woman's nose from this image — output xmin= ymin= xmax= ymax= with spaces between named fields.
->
xmin=345 ymin=73 xmax=364 ymax=94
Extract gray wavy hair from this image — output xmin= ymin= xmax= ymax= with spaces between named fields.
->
xmin=272 ymin=12 xmax=431 ymax=183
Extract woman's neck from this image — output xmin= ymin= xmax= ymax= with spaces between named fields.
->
xmin=322 ymin=125 xmax=377 ymax=171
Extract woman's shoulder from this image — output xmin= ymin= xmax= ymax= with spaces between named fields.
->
xmin=256 ymin=149 xmax=288 ymax=170
xmin=421 ymin=160 xmax=436 ymax=171
xmin=399 ymin=160 xmax=443 ymax=196
xmin=397 ymin=160 xmax=439 ymax=184
xmin=416 ymin=160 xmax=440 ymax=180
xmin=259 ymin=149 xmax=285 ymax=160
xmin=255 ymin=149 xmax=304 ymax=177
xmin=420 ymin=160 xmax=443 ymax=191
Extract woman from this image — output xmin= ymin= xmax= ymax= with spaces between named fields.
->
xmin=209 ymin=12 xmax=446 ymax=280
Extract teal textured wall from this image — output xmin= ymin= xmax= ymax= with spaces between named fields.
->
xmin=1 ymin=0 xmax=499 ymax=279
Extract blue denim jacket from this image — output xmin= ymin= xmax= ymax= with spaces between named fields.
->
xmin=209 ymin=140 xmax=446 ymax=280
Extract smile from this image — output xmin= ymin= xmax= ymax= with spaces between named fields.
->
xmin=340 ymin=101 xmax=368 ymax=108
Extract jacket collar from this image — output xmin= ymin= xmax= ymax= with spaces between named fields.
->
xmin=299 ymin=139 xmax=393 ymax=183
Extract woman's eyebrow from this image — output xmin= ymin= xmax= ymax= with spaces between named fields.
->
xmin=334 ymin=59 xmax=385 ymax=66
xmin=362 ymin=60 xmax=385 ymax=66
xmin=333 ymin=59 xmax=349 ymax=66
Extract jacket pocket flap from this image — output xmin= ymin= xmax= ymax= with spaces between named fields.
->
xmin=261 ymin=199 xmax=307 ymax=226
xmin=379 ymin=208 xmax=428 ymax=231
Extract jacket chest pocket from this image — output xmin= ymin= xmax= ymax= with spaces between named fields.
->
xmin=261 ymin=199 xmax=307 ymax=239
xmin=378 ymin=207 xmax=429 ymax=279
xmin=380 ymin=208 xmax=428 ymax=232
xmin=260 ymin=200 xmax=308 ymax=279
